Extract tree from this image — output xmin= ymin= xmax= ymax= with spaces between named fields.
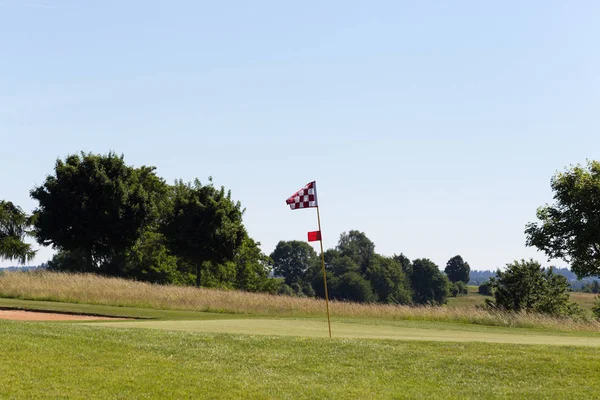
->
xmin=525 ymin=160 xmax=600 ymax=278
xmin=270 ymin=240 xmax=317 ymax=285
xmin=444 ymin=255 xmax=470 ymax=284
xmin=393 ymin=253 xmax=412 ymax=278
xmin=336 ymin=230 xmax=375 ymax=272
xmin=489 ymin=259 xmax=578 ymax=316
xmin=0 ymin=201 xmax=36 ymax=264
xmin=123 ymin=230 xmax=181 ymax=284
xmin=365 ymin=255 xmax=412 ymax=304
xmin=162 ymin=179 xmax=246 ymax=287
xmin=30 ymin=152 xmax=167 ymax=275
xmin=326 ymin=253 xmax=361 ymax=276
xmin=230 ymin=236 xmax=278 ymax=293
xmin=332 ymin=272 xmax=376 ymax=303
xmin=410 ymin=258 xmax=449 ymax=305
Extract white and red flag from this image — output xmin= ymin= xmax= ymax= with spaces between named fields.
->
xmin=285 ymin=181 xmax=318 ymax=210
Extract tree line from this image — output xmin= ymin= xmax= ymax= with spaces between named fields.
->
xmin=2 ymin=152 xmax=278 ymax=292
xmin=2 ymin=154 xmax=600 ymax=318
xmin=270 ymin=233 xmax=470 ymax=305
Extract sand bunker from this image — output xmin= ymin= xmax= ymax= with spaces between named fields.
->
xmin=0 ymin=309 xmax=126 ymax=321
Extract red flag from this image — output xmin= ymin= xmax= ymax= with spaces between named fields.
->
xmin=308 ymin=230 xmax=322 ymax=242
xmin=286 ymin=181 xmax=318 ymax=210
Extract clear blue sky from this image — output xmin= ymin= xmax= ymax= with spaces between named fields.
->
xmin=1 ymin=1 xmax=599 ymax=270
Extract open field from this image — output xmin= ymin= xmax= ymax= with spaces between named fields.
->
xmin=2 ymin=317 xmax=600 ymax=399
xmin=2 ymin=271 xmax=600 ymax=332
xmin=570 ymin=291 xmax=599 ymax=309
xmin=446 ymin=285 xmax=598 ymax=312
xmin=446 ymin=285 xmax=493 ymax=307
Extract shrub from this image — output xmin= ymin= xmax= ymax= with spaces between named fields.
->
xmin=478 ymin=282 xmax=493 ymax=296
xmin=489 ymin=259 xmax=578 ymax=317
xmin=277 ymin=284 xmax=295 ymax=296
xmin=333 ymin=272 xmax=376 ymax=303
xmin=593 ymin=297 xmax=600 ymax=320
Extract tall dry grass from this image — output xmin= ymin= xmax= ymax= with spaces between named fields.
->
xmin=1 ymin=270 xmax=599 ymax=332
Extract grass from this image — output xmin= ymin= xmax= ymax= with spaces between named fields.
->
xmin=2 ymin=320 xmax=600 ymax=399
xmin=2 ymin=278 xmax=600 ymax=399
xmin=2 ymin=271 xmax=600 ymax=332
xmin=570 ymin=291 xmax=599 ymax=309
xmin=446 ymin=285 xmax=598 ymax=314
xmin=95 ymin=318 xmax=600 ymax=346
xmin=446 ymin=286 xmax=493 ymax=308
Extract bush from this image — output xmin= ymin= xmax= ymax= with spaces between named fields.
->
xmin=489 ymin=259 xmax=578 ymax=317
xmin=290 ymin=282 xmax=304 ymax=296
xmin=277 ymin=284 xmax=295 ymax=296
xmin=593 ymin=297 xmax=600 ymax=320
xmin=333 ymin=272 xmax=376 ymax=303
xmin=478 ymin=282 xmax=493 ymax=296
xmin=449 ymin=282 xmax=468 ymax=297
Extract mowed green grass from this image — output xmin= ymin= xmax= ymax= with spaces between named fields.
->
xmin=95 ymin=318 xmax=600 ymax=347
xmin=2 ymin=320 xmax=600 ymax=399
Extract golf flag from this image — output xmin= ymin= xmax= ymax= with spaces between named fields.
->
xmin=286 ymin=181 xmax=318 ymax=210
xmin=308 ymin=230 xmax=322 ymax=242
xmin=285 ymin=180 xmax=332 ymax=338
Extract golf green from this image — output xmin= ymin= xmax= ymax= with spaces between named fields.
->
xmin=95 ymin=318 xmax=600 ymax=347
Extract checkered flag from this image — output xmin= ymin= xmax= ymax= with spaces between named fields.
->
xmin=286 ymin=181 xmax=318 ymax=210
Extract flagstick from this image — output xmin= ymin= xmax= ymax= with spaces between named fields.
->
xmin=316 ymin=206 xmax=332 ymax=338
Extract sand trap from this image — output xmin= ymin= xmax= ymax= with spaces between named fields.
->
xmin=0 ymin=309 xmax=125 ymax=321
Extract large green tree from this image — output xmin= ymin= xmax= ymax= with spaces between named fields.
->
xmin=410 ymin=258 xmax=449 ymax=305
xmin=162 ymin=179 xmax=246 ymax=287
xmin=525 ymin=160 xmax=600 ymax=278
xmin=0 ymin=200 xmax=36 ymax=264
xmin=270 ymin=240 xmax=317 ymax=285
xmin=230 ymin=235 xmax=278 ymax=293
xmin=31 ymin=152 xmax=167 ymax=275
xmin=336 ymin=230 xmax=375 ymax=272
xmin=489 ymin=259 xmax=578 ymax=316
xmin=365 ymin=255 xmax=412 ymax=304
xmin=332 ymin=272 xmax=376 ymax=303
xmin=444 ymin=255 xmax=470 ymax=284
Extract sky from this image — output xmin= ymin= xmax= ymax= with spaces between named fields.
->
xmin=1 ymin=0 xmax=599 ymax=270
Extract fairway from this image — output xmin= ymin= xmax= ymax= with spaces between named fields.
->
xmin=95 ymin=318 xmax=600 ymax=347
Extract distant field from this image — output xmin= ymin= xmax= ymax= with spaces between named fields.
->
xmin=446 ymin=285 xmax=492 ymax=308
xmin=570 ymin=291 xmax=599 ymax=309
xmin=447 ymin=285 xmax=598 ymax=312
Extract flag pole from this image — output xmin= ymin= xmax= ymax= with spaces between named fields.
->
xmin=316 ymin=206 xmax=332 ymax=338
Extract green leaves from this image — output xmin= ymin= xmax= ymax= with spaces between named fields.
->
xmin=162 ymin=179 xmax=246 ymax=287
xmin=0 ymin=200 xmax=36 ymax=264
xmin=270 ymin=240 xmax=317 ymax=286
xmin=489 ymin=259 xmax=579 ymax=316
xmin=411 ymin=258 xmax=449 ymax=305
xmin=445 ymin=255 xmax=470 ymax=284
xmin=525 ymin=160 xmax=600 ymax=278
xmin=30 ymin=152 xmax=167 ymax=273
xmin=29 ymin=152 xmax=272 ymax=291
